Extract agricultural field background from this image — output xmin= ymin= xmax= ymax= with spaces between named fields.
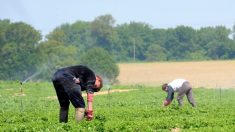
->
xmin=118 ymin=60 xmax=235 ymax=88
xmin=0 ymin=60 xmax=235 ymax=131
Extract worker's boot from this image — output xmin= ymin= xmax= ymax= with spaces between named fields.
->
xmin=59 ymin=107 xmax=69 ymax=123
xmin=75 ymin=108 xmax=85 ymax=122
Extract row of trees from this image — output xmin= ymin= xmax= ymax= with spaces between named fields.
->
xmin=0 ymin=14 xmax=235 ymax=81
xmin=44 ymin=14 xmax=235 ymax=62
xmin=0 ymin=18 xmax=119 ymax=82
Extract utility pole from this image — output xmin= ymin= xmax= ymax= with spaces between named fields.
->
xmin=133 ymin=38 xmax=136 ymax=62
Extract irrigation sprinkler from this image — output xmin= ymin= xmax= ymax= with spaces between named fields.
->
xmin=19 ymin=81 xmax=24 ymax=112
xmin=21 ymin=70 xmax=41 ymax=84
xmin=20 ymin=81 xmax=24 ymax=94
xmin=18 ymin=71 xmax=39 ymax=112
xmin=107 ymin=84 xmax=111 ymax=95
xmin=18 ymin=70 xmax=42 ymax=95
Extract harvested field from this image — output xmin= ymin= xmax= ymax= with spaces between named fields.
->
xmin=117 ymin=60 xmax=235 ymax=88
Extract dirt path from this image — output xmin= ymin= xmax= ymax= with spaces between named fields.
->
xmin=91 ymin=89 xmax=133 ymax=96
xmin=46 ymin=89 xmax=134 ymax=99
xmin=171 ymin=128 xmax=181 ymax=132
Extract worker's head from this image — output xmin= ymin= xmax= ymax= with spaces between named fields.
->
xmin=93 ymin=75 xmax=103 ymax=92
xmin=162 ymin=83 xmax=168 ymax=92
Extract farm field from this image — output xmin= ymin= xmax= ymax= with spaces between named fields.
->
xmin=0 ymin=81 xmax=235 ymax=131
xmin=118 ymin=60 xmax=235 ymax=88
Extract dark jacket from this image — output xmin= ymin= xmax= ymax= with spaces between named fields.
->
xmin=56 ymin=65 xmax=96 ymax=93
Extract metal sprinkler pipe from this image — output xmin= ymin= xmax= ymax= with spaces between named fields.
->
xmin=106 ymin=84 xmax=112 ymax=108
xmin=19 ymin=81 xmax=24 ymax=93
xmin=19 ymin=81 xmax=24 ymax=112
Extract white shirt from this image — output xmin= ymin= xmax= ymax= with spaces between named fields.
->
xmin=168 ymin=79 xmax=187 ymax=92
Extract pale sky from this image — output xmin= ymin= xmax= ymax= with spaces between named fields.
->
xmin=1 ymin=0 xmax=235 ymax=36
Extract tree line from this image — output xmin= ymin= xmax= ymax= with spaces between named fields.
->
xmin=0 ymin=14 xmax=235 ymax=81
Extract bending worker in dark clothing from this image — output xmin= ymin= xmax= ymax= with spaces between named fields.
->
xmin=52 ymin=65 xmax=103 ymax=123
xmin=162 ymin=79 xmax=196 ymax=107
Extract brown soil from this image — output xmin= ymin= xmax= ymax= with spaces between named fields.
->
xmin=91 ymin=89 xmax=134 ymax=96
xmin=171 ymin=128 xmax=181 ymax=132
xmin=14 ymin=93 xmax=26 ymax=96
xmin=46 ymin=89 xmax=134 ymax=99
xmin=117 ymin=60 xmax=235 ymax=88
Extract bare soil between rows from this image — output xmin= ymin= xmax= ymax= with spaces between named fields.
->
xmin=46 ymin=89 xmax=134 ymax=99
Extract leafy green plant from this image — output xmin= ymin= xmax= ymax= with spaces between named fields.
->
xmin=0 ymin=82 xmax=235 ymax=131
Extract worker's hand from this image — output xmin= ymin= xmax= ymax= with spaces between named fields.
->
xmin=163 ymin=100 xmax=171 ymax=106
xmin=85 ymin=110 xmax=93 ymax=121
xmin=73 ymin=77 xmax=80 ymax=84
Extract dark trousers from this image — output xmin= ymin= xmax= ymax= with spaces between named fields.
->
xmin=177 ymin=82 xmax=196 ymax=107
xmin=52 ymin=70 xmax=85 ymax=122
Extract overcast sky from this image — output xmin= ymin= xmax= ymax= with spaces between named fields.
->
xmin=1 ymin=0 xmax=235 ymax=36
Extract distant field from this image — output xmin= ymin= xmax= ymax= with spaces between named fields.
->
xmin=117 ymin=60 xmax=235 ymax=88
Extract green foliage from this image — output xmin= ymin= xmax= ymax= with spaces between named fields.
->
xmin=0 ymin=19 xmax=10 ymax=47
xmin=0 ymin=21 xmax=41 ymax=80
xmin=188 ymin=50 xmax=208 ymax=60
xmin=1 ymin=17 xmax=235 ymax=81
xmin=9 ymin=16 xmax=235 ymax=63
xmin=0 ymin=82 xmax=235 ymax=131
xmin=145 ymin=44 xmax=167 ymax=61
xmin=91 ymin=14 xmax=120 ymax=54
xmin=37 ymin=40 xmax=79 ymax=80
xmin=79 ymin=48 xmax=119 ymax=84
xmin=116 ymin=22 xmax=154 ymax=61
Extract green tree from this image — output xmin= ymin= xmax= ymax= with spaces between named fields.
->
xmin=0 ymin=19 xmax=11 ymax=49
xmin=162 ymin=30 xmax=180 ymax=60
xmin=0 ymin=21 xmax=41 ymax=80
xmin=163 ymin=26 xmax=196 ymax=60
xmin=46 ymin=27 xmax=68 ymax=43
xmin=116 ymin=22 xmax=153 ymax=61
xmin=37 ymin=40 xmax=79 ymax=80
xmin=91 ymin=14 xmax=118 ymax=51
xmin=70 ymin=21 xmax=94 ymax=50
xmin=152 ymin=28 xmax=167 ymax=46
xmin=79 ymin=48 xmax=119 ymax=84
xmin=233 ymin=24 xmax=235 ymax=40
xmin=197 ymin=26 xmax=232 ymax=59
xmin=5 ymin=22 xmax=41 ymax=45
xmin=188 ymin=50 xmax=208 ymax=60
xmin=145 ymin=44 xmax=167 ymax=61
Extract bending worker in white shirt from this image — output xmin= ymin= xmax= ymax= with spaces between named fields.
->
xmin=162 ymin=79 xmax=196 ymax=107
